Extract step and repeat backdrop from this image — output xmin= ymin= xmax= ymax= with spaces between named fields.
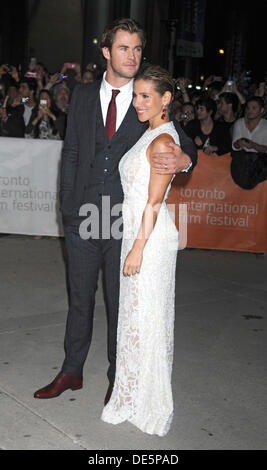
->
xmin=167 ymin=151 xmax=267 ymax=253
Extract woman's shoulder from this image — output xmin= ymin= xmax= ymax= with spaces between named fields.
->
xmin=150 ymin=131 xmax=175 ymax=153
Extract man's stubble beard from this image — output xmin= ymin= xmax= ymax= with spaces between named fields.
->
xmin=109 ymin=61 xmax=140 ymax=81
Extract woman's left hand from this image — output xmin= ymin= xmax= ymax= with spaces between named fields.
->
xmin=123 ymin=248 xmax=143 ymax=276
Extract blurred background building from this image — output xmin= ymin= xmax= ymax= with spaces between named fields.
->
xmin=0 ymin=0 xmax=266 ymax=82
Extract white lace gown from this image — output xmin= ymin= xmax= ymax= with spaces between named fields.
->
xmin=101 ymin=121 xmax=179 ymax=436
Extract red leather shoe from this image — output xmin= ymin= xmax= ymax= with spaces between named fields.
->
xmin=34 ymin=373 xmax=83 ymax=399
xmin=104 ymin=382 xmax=114 ymax=406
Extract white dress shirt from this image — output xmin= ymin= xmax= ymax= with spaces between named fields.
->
xmin=232 ymin=117 xmax=267 ymax=152
xmin=23 ymin=104 xmax=34 ymax=126
xmin=100 ymin=72 xmax=133 ymax=130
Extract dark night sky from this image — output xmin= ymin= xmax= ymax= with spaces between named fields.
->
xmin=0 ymin=0 xmax=266 ymax=82
xmin=203 ymin=0 xmax=267 ymax=81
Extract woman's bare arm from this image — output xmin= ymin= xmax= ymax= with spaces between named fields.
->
xmin=123 ymin=133 xmax=175 ymax=276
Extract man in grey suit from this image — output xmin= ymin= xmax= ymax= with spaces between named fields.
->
xmin=34 ymin=18 xmax=197 ymax=402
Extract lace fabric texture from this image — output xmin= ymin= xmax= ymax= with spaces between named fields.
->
xmin=101 ymin=122 xmax=179 ymax=436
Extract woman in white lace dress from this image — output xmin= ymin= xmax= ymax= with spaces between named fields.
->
xmin=101 ymin=65 xmax=179 ymax=436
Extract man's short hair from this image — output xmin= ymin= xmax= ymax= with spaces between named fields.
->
xmin=100 ymin=17 xmax=146 ymax=51
xmin=52 ymin=83 xmax=70 ymax=97
xmin=196 ymin=96 xmax=217 ymax=118
xmin=20 ymin=77 xmax=37 ymax=93
xmin=219 ymin=92 xmax=239 ymax=113
xmin=246 ymin=96 xmax=265 ymax=109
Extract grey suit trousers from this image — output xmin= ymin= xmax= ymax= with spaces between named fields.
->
xmin=61 ymin=220 xmax=122 ymax=383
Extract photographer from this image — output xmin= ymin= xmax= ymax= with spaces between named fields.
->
xmin=232 ymin=96 xmax=267 ymax=153
xmin=0 ymin=63 xmax=19 ymax=83
xmin=25 ymin=89 xmax=61 ymax=140
xmin=216 ymin=92 xmax=239 ymax=138
xmin=231 ymin=96 xmax=267 ymax=189
xmin=18 ymin=78 xmax=37 ymax=131
xmin=52 ymin=83 xmax=70 ymax=139
xmin=179 ymin=102 xmax=195 ymax=129
xmin=59 ymin=62 xmax=81 ymax=94
xmin=176 ymin=77 xmax=191 ymax=103
xmin=221 ymin=79 xmax=246 ymax=107
xmin=25 ymin=61 xmax=49 ymax=96
xmin=0 ymin=83 xmax=25 ymax=138
xmin=185 ymin=96 xmax=232 ymax=156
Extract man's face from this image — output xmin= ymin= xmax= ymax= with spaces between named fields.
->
xmin=55 ymin=87 xmax=69 ymax=105
xmin=82 ymin=71 xmax=94 ymax=84
xmin=102 ymin=30 xmax=143 ymax=80
xmin=245 ymin=101 xmax=263 ymax=120
xmin=196 ymin=104 xmax=210 ymax=121
xmin=19 ymin=83 xmax=30 ymax=98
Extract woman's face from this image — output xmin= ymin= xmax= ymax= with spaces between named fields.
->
xmin=40 ymin=92 xmax=51 ymax=108
xmin=133 ymin=79 xmax=170 ymax=123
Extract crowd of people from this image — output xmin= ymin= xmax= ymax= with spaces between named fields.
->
xmin=172 ymin=74 xmax=267 ymax=156
xmin=0 ymin=60 xmax=99 ymax=140
xmin=1 ymin=60 xmax=267 ymax=187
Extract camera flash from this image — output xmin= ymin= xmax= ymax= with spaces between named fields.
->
xmin=92 ymin=38 xmax=98 ymax=44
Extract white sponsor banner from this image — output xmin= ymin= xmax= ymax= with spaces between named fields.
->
xmin=0 ymin=137 xmax=64 ymax=236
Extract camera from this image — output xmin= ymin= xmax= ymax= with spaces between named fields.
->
xmin=59 ymin=74 xmax=68 ymax=80
xmin=65 ymin=62 xmax=76 ymax=69
xmin=180 ymin=112 xmax=188 ymax=120
xmin=40 ymin=99 xmax=47 ymax=108
xmin=21 ymin=97 xmax=30 ymax=103
xmin=26 ymin=71 xmax=37 ymax=78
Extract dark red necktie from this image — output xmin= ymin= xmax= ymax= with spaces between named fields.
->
xmin=105 ymin=89 xmax=120 ymax=140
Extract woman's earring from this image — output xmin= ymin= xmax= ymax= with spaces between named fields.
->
xmin=161 ymin=107 xmax=166 ymax=120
